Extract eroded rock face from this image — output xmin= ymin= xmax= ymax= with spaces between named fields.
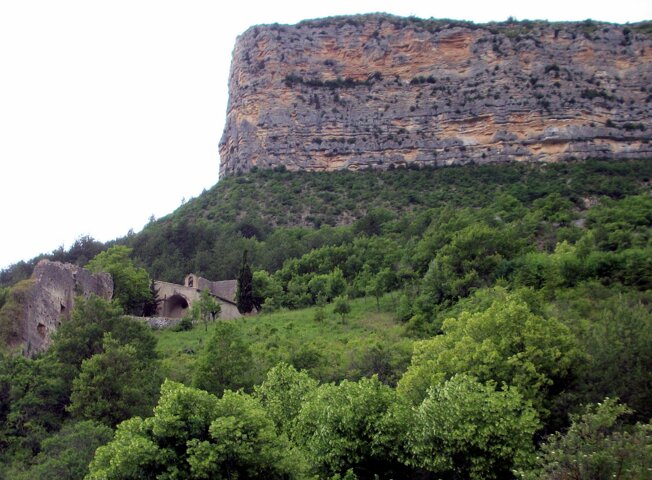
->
xmin=21 ymin=260 xmax=113 ymax=356
xmin=219 ymin=15 xmax=652 ymax=176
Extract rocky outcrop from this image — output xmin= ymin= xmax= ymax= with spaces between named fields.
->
xmin=219 ymin=15 xmax=652 ymax=176
xmin=18 ymin=260 xmax=113 ymax=356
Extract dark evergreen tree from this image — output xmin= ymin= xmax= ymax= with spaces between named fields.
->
xmin=236 ymin=250 xmax=254 ymax=313
xmin=141 ymin=280 xmax=160 ymax=317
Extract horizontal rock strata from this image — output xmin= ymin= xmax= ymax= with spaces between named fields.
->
xmin=219 ymin=15 xmax=652 ymax=176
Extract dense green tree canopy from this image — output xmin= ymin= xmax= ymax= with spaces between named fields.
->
xmin=86 ymin=245 xmax=152 ymax=315
xmin=13 ymin=420 xmax=112 ymax=480
xmin=192 ymin=321 xmax=255 ymax=396
xmin=254 ymin=363 xmax=318 ymax=437
xmin=416 ymin=222 xmax=525 ymax=311
xmin=0 ymin=354 xmax=69 ymax=462
xmin=407 ymin=375 xmax=540 ymax=480
xmin=252 ymin=270 xmax=283 ymax=311
xmin=520 ymin=398 xmax=652 ymax=480
xmin=87 ymin=380 xmax=299 ymax=480
xmin=549 ymin=283 xmax=652 ymax=422
xmin=294 ymin=376 xmax=401 ymax=477
xmin=51 ymin=295 xmax=158 ymax=376
xmin=68 ymin=334 xmax=161 ymax=427
xmin=398 ymin=289 xmax=579 ymax=411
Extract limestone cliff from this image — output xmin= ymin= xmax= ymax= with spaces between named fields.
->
xmin=16 ymin=260 xmax=113 ymax=356
xmin=219 ymin=15 xmax=652 ymax=176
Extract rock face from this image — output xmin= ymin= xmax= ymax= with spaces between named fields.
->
xmin=219 ymin=15 xmax=652 ymax=176
xmin=20 ymin=260 xmax=113 ymax=356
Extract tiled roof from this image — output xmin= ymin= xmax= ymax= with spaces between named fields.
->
xmin=209 ymin=280 xmax=237 ymax=303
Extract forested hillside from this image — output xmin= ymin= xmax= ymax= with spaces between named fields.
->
xmin=3 ymin=159 xmax=651 ymax=287
xmin=127 ymin=159 xmax=652 ymax=284
xmin=1 ymin=158 xmax=651 ymax=478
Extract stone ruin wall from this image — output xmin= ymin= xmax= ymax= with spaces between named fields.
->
xmin=18 ymin=260 xmax=113 ymax=356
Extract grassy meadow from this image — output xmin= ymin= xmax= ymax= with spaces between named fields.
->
xmin=155 ymin=294 xmax=414 ymax=386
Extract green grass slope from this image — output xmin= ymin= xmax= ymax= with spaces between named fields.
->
xmin=155 ymin=294 xmax=412 ymax=387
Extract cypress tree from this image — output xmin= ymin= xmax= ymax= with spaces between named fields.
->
xmin=142 ymin=280 xmax=160 ymax=317
xmin=236 ymin=250 xmax=254 ymax=313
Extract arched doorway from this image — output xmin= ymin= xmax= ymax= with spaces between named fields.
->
xmin=164 ymin=294 xmax=190 ymax=318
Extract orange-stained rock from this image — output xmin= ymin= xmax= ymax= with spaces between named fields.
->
xmin=219 ymin=15 xmax=652 ymax=177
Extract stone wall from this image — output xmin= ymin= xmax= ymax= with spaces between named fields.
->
xmin=219 ymin=15 xmax=652 ymax=176
xmin=155 ymin=279 xmax=242 ymax=321
xmin=137 ymin=316 xmax=184 ymax=330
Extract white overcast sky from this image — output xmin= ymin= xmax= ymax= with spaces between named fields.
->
xmin=0 ymin=1 xmax=650 ymax=269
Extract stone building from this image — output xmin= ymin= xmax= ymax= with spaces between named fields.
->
xmin=2 ymin=262 xmax=244 ymax=356
xmin=155 ymin=274 xmax=241 ymax=320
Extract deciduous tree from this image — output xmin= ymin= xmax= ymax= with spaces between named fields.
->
xmin=293 ymin=376 xmax=403 ymax=477
xmin=51 ymin=295 xmax=157 ymax=377
xmin=14 ymin=420 xmax=112 ymax=480
xmin=192 ymin=321 xmax=254 ymax=396
xmin=333 ymin=296 xmax=351 ymax=323
xmin=398 ymin=289 xmax=578 ymax=413
xmin=86 ymin=246 xmax=153 ymax=315
xmin=86 ymin=380 xmax=300 ymax=479
xmin=254 ymin=363 xmax=318 ymax=437
xmin=520 ymin=398 xmax=652 ymax=480
xmin=68 ymin=334 xmax=161 ymax=427
xmin=187 ymin=290 xmax=221 ymax=331
xmin=407 ymin=375 xmax=539 ymax=480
